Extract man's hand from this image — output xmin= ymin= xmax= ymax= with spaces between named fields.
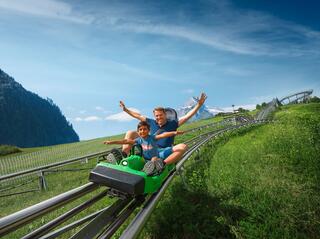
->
xmin=198 ymin=93 xmax=207 ymax=106
xmin=119 ymin=101 xmax=126 ymax=111
xmin=103 ymin=141 xmax=111 ymax=145
xmin=178 ymin=92 xmax=207 ymax=126
xmin=118 ymin=101 xmax=146 ymax=121
xmin=175 ymin=131 xmax=184 ymax=135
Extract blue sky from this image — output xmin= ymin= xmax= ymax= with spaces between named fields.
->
xmin=0 ymin=0 xmax=319 ymax=140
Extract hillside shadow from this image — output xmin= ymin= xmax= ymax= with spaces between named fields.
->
xmin=144 ymin=181 xmax=248 ymax=239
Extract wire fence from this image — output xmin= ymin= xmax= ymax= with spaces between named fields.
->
xmin=0 ymin=140 xmax=107 ymax=176
xmin=0 ymin=140 xmax=108 ymax=192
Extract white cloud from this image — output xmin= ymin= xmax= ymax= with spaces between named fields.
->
xmin=4 ymin=1 xmax=318 ymax=57
xmin=73 ymin=116 xmax=102 ymax=122
xmin=84 ymin=116 xmax=102 ymax=121
xmin=105 ymin=108 xmax=140 ymax=122
xmin=79 ymin=110 xmax=86 ymax=114
xmin=87 ymin=1 xmax=320 ymax=57
xmin=0 ymin=0 xmax=92 ymax=24
xmin=122 ymin=20 xmax=319 ymax=57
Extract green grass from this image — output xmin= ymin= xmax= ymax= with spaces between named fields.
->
xmin=0 ymin=145 xmax=21 ymax=156
xmin=142 ymin=103 xmax=320 ymax=238
xmin=178 ymin=115 xmax=224 ymax=131
xmin=0 ymin=114 xmax=229 ymax=238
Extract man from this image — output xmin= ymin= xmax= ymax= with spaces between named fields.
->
xmin=112 ymin=92 xmax=207 ymax=165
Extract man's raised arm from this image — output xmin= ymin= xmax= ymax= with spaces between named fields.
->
xmin=178 ymin=93 xmax=207 ymax=126
xmin=120 ymin=101 xmax=147 ymax=122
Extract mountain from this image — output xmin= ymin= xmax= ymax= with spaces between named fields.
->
xmin=177 ymin=97 xmax=224 ymax=122
xmin=0 ymin=68 xmax=79 ymax=147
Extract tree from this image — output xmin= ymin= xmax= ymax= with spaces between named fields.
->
xmin=237 ymin=107 xmax=249 ymax=113
xmin=310 ymin=96 xmax=320 ymax=103
xmin=256 ymin=104 xmax=261 ymax=110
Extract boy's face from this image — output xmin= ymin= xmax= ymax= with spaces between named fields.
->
xmin=138 ymin=125 xmax=150 ymax=138
xmin=153 ymin=110 xmax=167 ymax=126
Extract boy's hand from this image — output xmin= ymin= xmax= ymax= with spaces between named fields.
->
xmin=103 ymin=141 xmax=111 ymax=144
xmin=119 ymin=101 xmax=126 ymax=111
xmin=175 ymin=131 xmax=184 ymax=135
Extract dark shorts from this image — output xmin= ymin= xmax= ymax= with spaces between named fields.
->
xmin=158 ymin=147 xmax=173 ymax=160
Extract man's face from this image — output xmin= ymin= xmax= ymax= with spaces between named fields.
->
xmin=154 ymin=110 xmax=167 ymax=126
xmin=138 ymin=125 xmax=149 ymax=138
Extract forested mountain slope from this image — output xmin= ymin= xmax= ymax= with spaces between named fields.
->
xmin=0 ymin=68 xmax=79 ymax=147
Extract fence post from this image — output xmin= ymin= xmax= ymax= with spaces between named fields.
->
xmin=81 ymin=157 xmax=88 ymax=164
xmin=38 ymin=171 xmax=47 ymax=191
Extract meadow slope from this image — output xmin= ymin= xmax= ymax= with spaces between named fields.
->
xmin=143 ymin=103 xmax=320 ymax=238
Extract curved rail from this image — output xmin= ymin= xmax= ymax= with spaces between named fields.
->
xmin=279 ymin=90 xmax=313 ymax=104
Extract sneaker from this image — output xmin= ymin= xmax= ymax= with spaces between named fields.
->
xmin=121 ymin=151 xmax=128 ymax=158
xmin=106 ymin=148 xmax=123 ymax=164
xmin=106 ymin=153 xmax=118 ymax=164
xmin=153 ymin=159 xmax=164 ymax=173
xmin=131 ymin=144 xmax=143 ymax=157
xmin=142 ymin=161 xmax=155 ymax=176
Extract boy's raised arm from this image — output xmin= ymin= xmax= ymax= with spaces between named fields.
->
xmin=155 ymin=131 xmax=184 ymax=140
xmin=104 ymin=138 xmax=135 ymax=145
xmin=120 ymin=101 xmax=146 ymax=121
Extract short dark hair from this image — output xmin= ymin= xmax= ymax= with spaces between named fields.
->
xmin=137 ymin=121 xmax=150 ymax=130
xmin=153 ymin=107 xmax=165 ymax=113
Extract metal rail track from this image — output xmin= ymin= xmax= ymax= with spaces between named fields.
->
xmin=0 ymin=120 xmax=270 ymax=238
xmin=0 ymin=183 xmax=99 ymax=237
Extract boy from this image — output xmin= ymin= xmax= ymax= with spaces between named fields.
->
xmin=104 ymin=121 xmax=184 ymax=175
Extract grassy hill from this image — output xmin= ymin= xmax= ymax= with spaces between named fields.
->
xmin=2 ymin=103 xmax=318 ymax=238
xmin=0 ymin=113 xmax=230 ymax=238
xmin=143 ymin=103 xmax=320 ymax=238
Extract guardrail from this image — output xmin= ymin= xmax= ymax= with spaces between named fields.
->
xmin=0 ymin=183 xmax=99 ymax=237
xmin=279 ymin=90 xmax=313 ymax=104
xmin=255 ymin=98 xmax=280 ymax=120
xmin=255 ymin=89 xmax=314 ymax=121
